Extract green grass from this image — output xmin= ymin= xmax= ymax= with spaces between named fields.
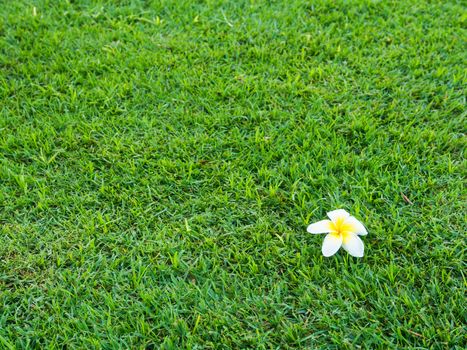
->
xmin=0 ymin=0 xmax=465 ymax=348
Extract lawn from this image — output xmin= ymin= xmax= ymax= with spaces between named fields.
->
xmin=0 ymin=0 xmax=465 ymax=349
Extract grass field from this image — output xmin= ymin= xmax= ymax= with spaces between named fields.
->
xmin=0 ymin=0 xmax=465 ymax=348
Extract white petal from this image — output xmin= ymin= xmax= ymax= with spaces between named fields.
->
xmin=327 ymin=209 xmax=350 ymax=223
xmin=342 ymin=232 xmax=364 ymax=257
xmin=307 ymin=220 xmax=334 ymax=234
xmin=344 ymin=216 xmax=368 ymax=235
xmin=322 ymin=233 xmax=343 ymax=257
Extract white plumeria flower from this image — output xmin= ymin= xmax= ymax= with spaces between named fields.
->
xmin=307 ymin=209 xmax=367 ymax=257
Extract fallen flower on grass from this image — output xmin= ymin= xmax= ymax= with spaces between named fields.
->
xmin=307 ymin=209 xmax=367 ymax=257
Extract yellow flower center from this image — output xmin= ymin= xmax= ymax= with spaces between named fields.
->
xmin=329 ymin=217 xmax=354 ymax=243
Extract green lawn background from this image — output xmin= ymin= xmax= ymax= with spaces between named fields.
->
xmin=0 ymin=0 xmax=465 ymax=349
